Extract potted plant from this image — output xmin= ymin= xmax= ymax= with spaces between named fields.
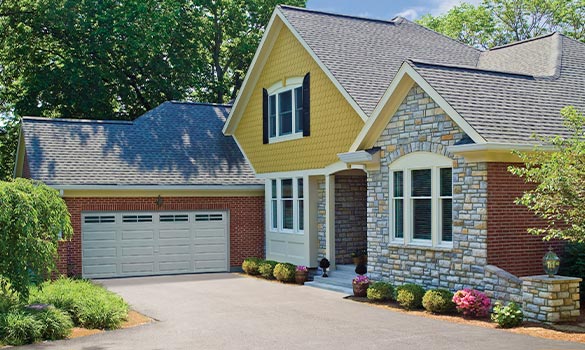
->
xmin=295 ymin=265 xmax=309 ymax=285
xmin=352 ymin=275 xmax=370 ymax=297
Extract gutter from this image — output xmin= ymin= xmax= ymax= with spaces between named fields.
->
xmin=447 ymin=142 xmax=554 ymax=163
xmin=49 ymin=184 xmax=265 ymax=191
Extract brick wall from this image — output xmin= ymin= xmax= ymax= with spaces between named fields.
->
xmin=335 ymin=175 xmax=367 ymax=264
xmin=59 ymin=196 xmax=264 ymax=276
xmin=487 ymin=162 xmax=564 ymax=276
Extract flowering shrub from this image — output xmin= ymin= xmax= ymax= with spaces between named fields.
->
xmin=422 ymin=289 xmax=455 ymax=314
xmin=258 ymin=260 xmax=278 ymax=279
xmin=352 ymin=275 xmax=370 ymax=285
xmin=296 ymin=266 xmax=308 ymax=272
xmin=491 ymin=301 xmax=523 ymax=328
xmin=452 ymin=288 xmax=491 ymax=317
xmin=367 ymin=282 xmax=394 ymax=301
xmin=242 ymin=257 xmax=263 ymax=275
xmin=273 ymin=263 xmax=296 ymax=282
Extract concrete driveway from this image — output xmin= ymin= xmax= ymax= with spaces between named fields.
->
xmin=20 ymin=273 xmax=585 ymax=350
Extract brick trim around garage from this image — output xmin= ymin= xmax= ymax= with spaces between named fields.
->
xmin=58 ymin=196 xmax=265 ymax=277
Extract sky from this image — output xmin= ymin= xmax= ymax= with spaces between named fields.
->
xmin=306 ymin=0 xmax=481 ymax=21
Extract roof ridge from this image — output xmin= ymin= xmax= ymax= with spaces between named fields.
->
xmin=489 ymin=32 xmax=556 ymax=51
xmin=409 ymin=59 xmax=535 ymax=78
xmin=277 ymin=5 xmax=398 ymax=26
xmin=169 ymin=101 xmax=232 ymax=107
xmin=394 ymin=15 xmax=482 ymax=54
xmin=22 ymin=116 xmax=133 ymax=125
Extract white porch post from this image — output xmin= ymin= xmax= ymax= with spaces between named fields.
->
xmin=325 ymin=174 xmax=336 ymax=269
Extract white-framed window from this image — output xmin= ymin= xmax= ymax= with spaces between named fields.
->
xmin=389 ymin=152 xmax=453 ymax=248
xmin=268 ymin=78 xmax=303 ymax=142
xmin=270 ymin=177 xmax=304 ymax=234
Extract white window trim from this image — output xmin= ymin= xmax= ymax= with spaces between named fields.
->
xmin=389 ymin=152 xmax=453 ymax=249
xmin=267 ymin=77 xmax=304 ymax=144
xmin=269 ymin=177 xmax=305 ymax=235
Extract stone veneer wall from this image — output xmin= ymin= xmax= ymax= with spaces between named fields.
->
xmin=521 ymin=276 xmax=582 ymax=323
xmin=335 ymin=175 xmax=367 ymax=264
xmin=368 ymin=85 xmax=489 ymax=291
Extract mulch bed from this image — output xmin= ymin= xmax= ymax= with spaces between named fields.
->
xmin=68 ymin=310 xmax=153 ymax=339
xmin=345 ymin=296 xmax=585 ymax=343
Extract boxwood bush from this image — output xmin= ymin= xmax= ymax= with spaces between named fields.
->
xmin=422 ymin=289 xmax=455 ymax=314
xmin=395 ymin=283 xmax=425 ymax=310
xmin=242 ymin=257 xmax=264 ymax=275
xmin=367 ymin=282 xmax=394 ymax=301
xmin=273 ymin=263 xmax=296 ymax=282
xmin=29 ymin=278 xmax=128 ymax=330
xmin=258 ymin=260 xmax=278 ymax=279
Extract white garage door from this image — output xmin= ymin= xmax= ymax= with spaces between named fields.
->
xmin=81 ymin=211 xmax=229 ymax=278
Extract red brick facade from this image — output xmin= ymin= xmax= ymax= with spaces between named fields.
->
xmin=487 ymin=163 xmax=564 ymax=276
xmin=58 ymin=196 xmax=265 ymax=276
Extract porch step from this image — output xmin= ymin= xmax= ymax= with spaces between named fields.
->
xmin=304 ymin=264 xmax=356 ymax=296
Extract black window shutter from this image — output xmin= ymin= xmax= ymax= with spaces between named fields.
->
xmin=262 ymin=88 xmax=268 ymax=144
xmin=302 ymin=73 xmax=310 ymax=137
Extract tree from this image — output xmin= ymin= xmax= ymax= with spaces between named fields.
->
xmin=0 ymin=115 xmax=20 ymax=181
xmin=0 ymin=179 xmax=73 ymax=300
xmin=509 ymin=106 xmax=585 ymax=242
xmin=417 ymin=0 xmax=585 ymax=49
xmin=0 ymin=0 xmax=306 ymax=180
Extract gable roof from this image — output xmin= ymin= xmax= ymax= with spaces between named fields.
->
xmin=278 ymin=6 xmax=481 ymax=116
xmin=411 ymin=34 xmax=585 ymax=144
xmin=21 ymin=102 xmax=262 ymax=186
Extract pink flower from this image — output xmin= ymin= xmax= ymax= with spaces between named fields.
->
xmin=453 ymin=289 xmax=491 ymax=317
xmin=296 ymin=265 xmax=308 ymax=272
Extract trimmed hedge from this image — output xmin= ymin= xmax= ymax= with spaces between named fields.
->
xmin=422 ymin=289 xmax=455 ymax=314
xmin=242 ymin=257 xmax=264 ymax=275
xmin=367 ymin=282 xmax=394 ymax=301
xmin=395 ymin=284 xmax=425 ymax=310
xmin=258 ymin=260 xmax=278 ymax=279
xmin=273 ymin=263 xmax=296 ymax=282
xmin=29 ymin=278 xmax=128 ymax=330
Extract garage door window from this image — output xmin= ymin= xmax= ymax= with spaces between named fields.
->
xmin=160 ymin=214 xmax=189 ymax=223
xmin=84 ymin=215 xmax=116 ymax=224
xmin=122 ymin=215 xmax=153 ymax=223
xmin=195 ymin=213 xmax=223 ymax=222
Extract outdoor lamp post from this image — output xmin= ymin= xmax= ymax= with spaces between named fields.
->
xmin=543 ymin=247 xmax=560 ymax=278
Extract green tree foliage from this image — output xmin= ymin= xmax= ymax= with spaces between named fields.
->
xmin=0 ymin=115 xmax=20 ymax=181
xmin=509 ymin=107 xmax=585 ymax=242
xmin=0 ymin=179 xmax=73 ymax=300
xmin=418 ymin=0 xmax=585 ymax=49
xmin=0 ymin=0 xmax=306 ymax=180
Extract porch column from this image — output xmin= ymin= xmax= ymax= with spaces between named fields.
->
xmin=325 ymin=174 xmax=336 ymax=269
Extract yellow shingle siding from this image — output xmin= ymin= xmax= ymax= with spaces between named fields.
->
xmin=234 ymin=25 xmax=365 ymax=174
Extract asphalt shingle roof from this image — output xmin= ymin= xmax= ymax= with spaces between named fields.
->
xmin=22 ymin=102 xmax=262 ymax=186
xmin=278 ymin=6 xmax=585 ymax=144
xmin=278 ymin=6 xmax=481 ymax=116
xmin=412 ymin=35 xmax=585 ymax=144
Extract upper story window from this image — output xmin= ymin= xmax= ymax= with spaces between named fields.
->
xmin=268 ymin=85 xmax=303 ymax=140
xmin=389 ymin=152 xmax=453 ymax=248
xmin=262 ymin=73 xmax=310 ymax=144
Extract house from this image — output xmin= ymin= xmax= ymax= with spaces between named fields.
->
xmin=222 ymin=5 xmax=585 ymax=300
xmin=14 ymin=102 xmax=265 ymax=278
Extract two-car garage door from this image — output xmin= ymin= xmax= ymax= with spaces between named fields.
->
xmin=81 ymin=211 xmax=228 ymax=279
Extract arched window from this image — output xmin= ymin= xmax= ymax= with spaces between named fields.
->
xmin=389 ymin=152 xmax=453 ymax=247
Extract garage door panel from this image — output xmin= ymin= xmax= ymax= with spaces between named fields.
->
xmin=121 ymin=230 xmax=154 ymax=240
xmin=159 ymin=262 xmax=191 ymax=272
xmin=195 ymin=228 xmax=226 ymax=238
xmin=159 ymin=229 xmax=190 ymax=239
xmin=121 ymin=262 xmax=155 ymax=274
xmin=83 ymin=247 xmax=117 ymax=258
xmin=121 ymin=246 xmax=154 ymax=257
xmin=82 ymin=211 xmax=228 ymax=278
xmin=83 ymin=231 xmax=117 ymax=241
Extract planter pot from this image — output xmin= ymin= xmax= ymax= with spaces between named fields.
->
xmin=353 ymin=283 xmax=369 ymax=297
xmin=295 ymin=271 xmax=308 ymax=285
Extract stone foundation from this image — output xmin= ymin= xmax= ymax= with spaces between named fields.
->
xmin=521 ymin=275 xmax=582 ymax=323
xmin=484 ymin=265 xmax=523 ymax=303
